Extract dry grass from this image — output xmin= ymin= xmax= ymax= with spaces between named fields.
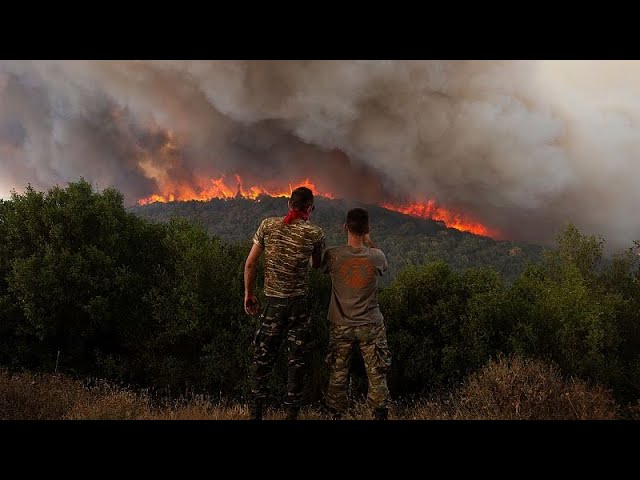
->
xmin=0 ymin=370 xmax=85 ymax=420
xmin=0 ymin=370 xmax=153 ymax=420
xmin=0 ymin=359 xmax=626 ymax=420
xmin=64 ymin=381 xmax=152 ymax=420
xmin=405 ymin=356 xmax=620 ymax=420
xmin=0 ymin=368 xmax=393 ymax=420
xmin=627 ymin=400 xmax=640 ymax=420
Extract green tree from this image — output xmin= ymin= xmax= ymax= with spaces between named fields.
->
xmin=0 ymin=180 xmax=167 ymax=375
xmin=507 ymin=225 xmax=624 ymax=391
xmin=380 ymin=261 xmax=507 ymax=394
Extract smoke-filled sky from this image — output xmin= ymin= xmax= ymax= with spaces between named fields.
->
xmin=1 ymin=60 xmax=639 ymax=249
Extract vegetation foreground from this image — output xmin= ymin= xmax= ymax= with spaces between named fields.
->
xmin=1 ymin=357 xmax=634 ymax=420
xmin=2 ymin=180 xmax=640 ymax=419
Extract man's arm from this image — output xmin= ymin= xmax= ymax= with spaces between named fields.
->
xmin=244 ymin=243 xmax=264 ymax=315
xmin=364 ymin=233 xmax=377 ymax=249
xmin=381 ymin=253 xmax=389 ymax=275
xmin=311 ymin=249 xmax=322 ymax=269
xmin=365 ymin=233 xmax=388 ymax=275
xmin=310 ymin=231 xmax=326 ymax=269
xmin=320 ymin=248 xmax=333 ymax=274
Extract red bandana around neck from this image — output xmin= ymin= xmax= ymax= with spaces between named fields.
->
xmin=284 ymin=209 xmax=310 ymax=225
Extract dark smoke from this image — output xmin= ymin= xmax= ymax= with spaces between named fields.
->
xmin=1 ymin=60 xmax=639 ymax=249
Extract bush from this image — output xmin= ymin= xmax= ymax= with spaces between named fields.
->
xmin=407 ymin=356 xmax=619 ymax=420
xmin=380 ymin=261 xmax=508 ymax=394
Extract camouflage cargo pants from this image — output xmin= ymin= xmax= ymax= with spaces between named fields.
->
xmin=249 ymin=295 xmax=312 ymax=410
xmin=325 ymin=323 xmax=392 ymax=413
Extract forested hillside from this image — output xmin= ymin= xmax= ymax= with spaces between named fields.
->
xmin=131 ymin=196 xmax=543 ymax=283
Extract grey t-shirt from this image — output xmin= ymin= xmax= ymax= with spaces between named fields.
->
xmin=321 ymin=245 xmax=388 ymax=326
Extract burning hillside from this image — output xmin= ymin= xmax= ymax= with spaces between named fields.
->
xmin=137 ymin=175 xmax=498 ymax=238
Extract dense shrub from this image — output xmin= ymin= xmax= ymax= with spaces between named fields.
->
xmin=380 ymin=261 xmax=509 ymax=394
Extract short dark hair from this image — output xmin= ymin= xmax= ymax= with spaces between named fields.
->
xmin=290 ymin=187 xmax=314 ymax=211
xmin=346 ymin=208 xmax=369 ymax=235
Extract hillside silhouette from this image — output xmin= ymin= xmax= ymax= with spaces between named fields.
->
xmin=130 ymin=195 xmax=543 ymax=283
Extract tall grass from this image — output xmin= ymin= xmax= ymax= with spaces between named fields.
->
xmin=0 ymin=357 xmax=625 ymax=420
xmin=403 ymin=356 xmax=620 ymax=420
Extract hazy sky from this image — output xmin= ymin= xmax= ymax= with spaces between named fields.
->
xmin=1 ymin=60 xmax=639 ymax=249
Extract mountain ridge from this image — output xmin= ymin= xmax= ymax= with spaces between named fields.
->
xmin=129 ymin=195 xmax=544 ymax=283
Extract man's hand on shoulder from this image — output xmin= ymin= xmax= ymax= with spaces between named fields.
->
xmin=364 ymin=233 xmax=377 ymax=249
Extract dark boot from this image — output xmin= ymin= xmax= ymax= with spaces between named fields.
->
xmin=322 ymin=403 xmax=342 ymax=420
xmin=250 ymin=403 xmax=264 ymax=421
xmin=284 ymin=406 xmax=300 ymax=420
xmin=373 ymin=407 xmax=388 ymax=420
xmin=328 ymin=407 xmax=342 ymax=420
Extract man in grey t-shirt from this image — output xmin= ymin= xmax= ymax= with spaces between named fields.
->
xmin=321 ymin=207 xmax=392 ymax=420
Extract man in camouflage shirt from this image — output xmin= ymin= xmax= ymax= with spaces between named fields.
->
xmin=321 ymin=207 xmax=392 ymax=420
xmin=244 ymin=186 xmax=325 ymax=420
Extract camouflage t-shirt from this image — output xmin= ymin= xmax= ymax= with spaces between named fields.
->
xmin=253 ymin=216 xmax=325 ymax=298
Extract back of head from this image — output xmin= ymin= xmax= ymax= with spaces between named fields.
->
xmin=346 ymin=208 xmax=369 ymax=235
xmin=290 ymin=186 xmax=314 ymax=211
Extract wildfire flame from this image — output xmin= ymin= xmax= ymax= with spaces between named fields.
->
xmin=138 ymin=175 xmax=497 ymax=238
xmin=137 ymin=176 xmax=335 ymax=206
xmin=381 ymin=201 xmax=498 ymax=238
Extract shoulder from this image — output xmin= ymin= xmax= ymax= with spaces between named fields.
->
xmin=259 ymin=217 xmax=283 ymax=229
xmin=369 ymin=248 xmax=387 ymax=260
xmin=306 ymin=222 xmax=324 ymax=235
xmin=302 ymin=222 xmax=325 ymax=240
xmin=324 ymin=245 xmax=342 ymax=256
xmin=326 ymin=245 xmax=350 ymax=258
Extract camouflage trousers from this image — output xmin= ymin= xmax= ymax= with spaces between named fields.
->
xmin=249 ymin=295 xmax=312 ymax=410
xmin=325 ymin=322 xmax=392 ymax=413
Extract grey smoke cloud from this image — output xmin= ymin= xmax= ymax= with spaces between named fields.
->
xmin=0 ymin=60 xmax=638 ymax=249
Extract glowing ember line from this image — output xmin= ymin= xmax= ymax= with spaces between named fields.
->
xmin=138 ymin=175 xmax=496 ymax=238
xmin=137 ymin=176 xmax=335 ymax=206
xmin=382 ymin=201 xmax=498 ymax=238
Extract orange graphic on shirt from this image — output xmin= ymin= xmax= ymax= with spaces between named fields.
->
xmin=338 ymin=257 xmax=376 ymax=289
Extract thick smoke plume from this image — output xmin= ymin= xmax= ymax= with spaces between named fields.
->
xmin=0 ymin=60 xmax=639 ymax=248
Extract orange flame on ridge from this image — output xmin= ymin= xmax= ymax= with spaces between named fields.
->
xmin=381 ymin=200 xmax=499 ymax=238
xmin=137 ymin=176 xmax=335 ymax=206
xmin=138 ymin=175 xmax=497 ymax=238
